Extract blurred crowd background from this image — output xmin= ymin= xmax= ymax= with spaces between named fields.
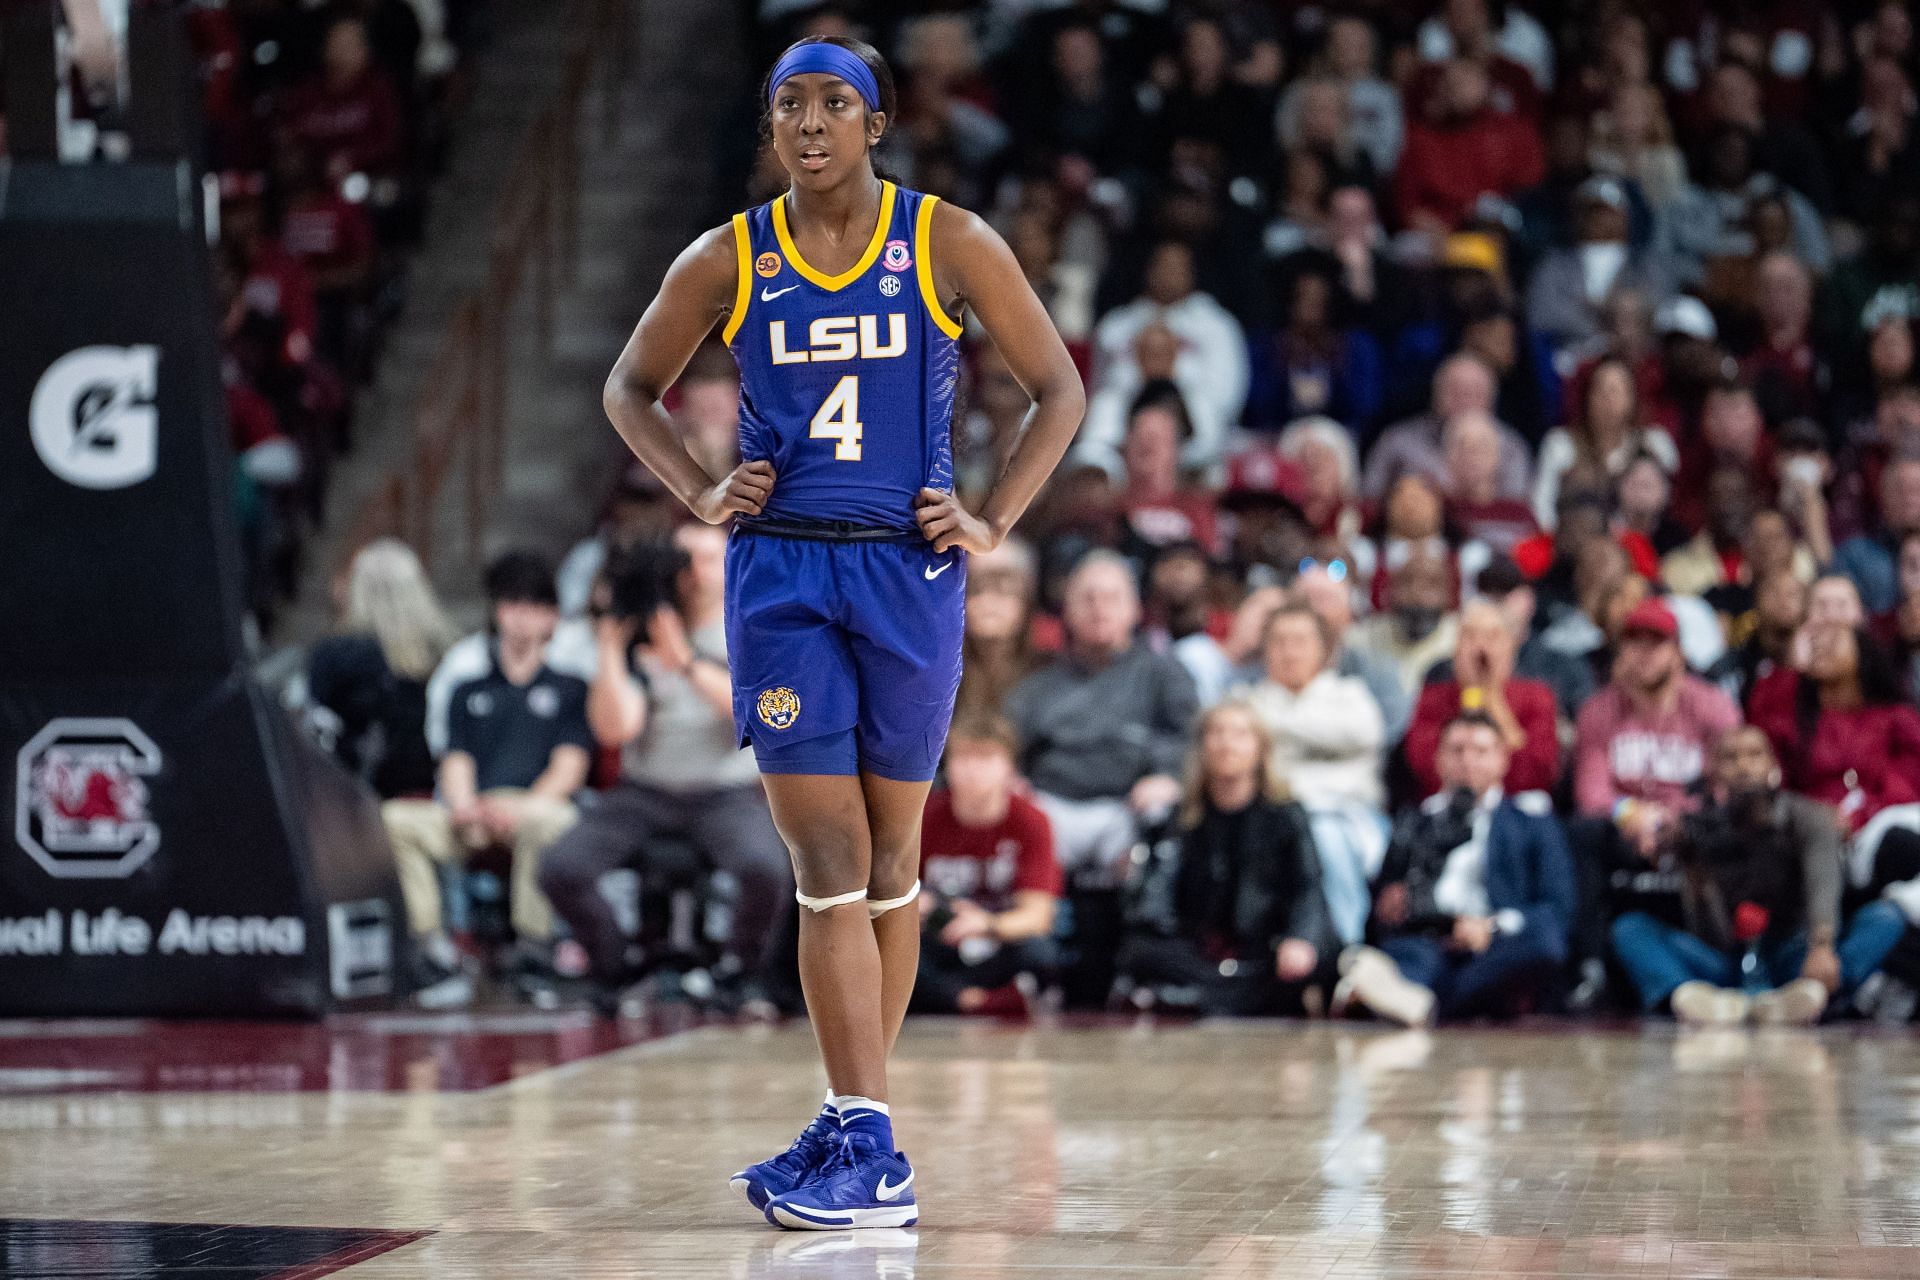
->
xmin=0 ymin=0 xmax=480 ymax=626
xmin=72 ymin=0 xmax=1920 ymax=1026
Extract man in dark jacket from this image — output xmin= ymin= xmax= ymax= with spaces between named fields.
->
xmin=1336 ymin=711 xmax=1576 ymax=1025
xmin=1115 ymin=701 xmax=1338 ymax=1015
xmin=1611 ymin=726 xmax=1909 ymax=1025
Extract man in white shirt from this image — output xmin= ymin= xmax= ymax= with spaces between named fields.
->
xmin=1077 ymin=240 xmax=1248 ymax=475
xmin=1334 ymin=711 xmax=1576 ymax=1025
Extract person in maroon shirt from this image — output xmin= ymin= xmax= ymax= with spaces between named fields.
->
xmin=1403 ymin=0 xmax=1545 ymax=122
xmin=1394 ymin=58 xmax=1544 ymax=232
xmin=1405 ymin=600 xmax=1560 ymax=798
xmin=282 ymin=14 xmax=405 ymax=181
xmin=1564 ymin=598 xmax=1741 ymax=1007
xmin=275 ymin=148 xmax=377 ymax=370
xmin=221 ymin=184 xmax=322 ymax=368
xmin=1671 ymin=382 xmax=1777 ymax=533
xmin=190 ymin=7 xmax=272 ymax=171
xmin=914 ymin=715 xmax=1063 ymax=1015
xmin=1748 ymin=623 xmax=1920 ymax=834
xmin=1741 ymin=252 xmax=1823 ymax=425
xmin=1117 ymin=387 xmax=1221 ymax=557
xmin=1443 ymin=409 xmax=1538 ymax=555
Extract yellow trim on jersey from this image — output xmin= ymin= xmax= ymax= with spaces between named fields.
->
xmin=914 ymin=194 xmax=964 ymax=340
xmin=773 ymin=181 xmax=896 ymax=292
xmin=722 ymin=213 xmax=752 ymax=345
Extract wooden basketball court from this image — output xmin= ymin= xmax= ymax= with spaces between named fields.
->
xmin=1 ymin=1015 xmax=1914 ymax=1278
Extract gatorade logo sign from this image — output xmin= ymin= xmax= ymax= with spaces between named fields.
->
xmin=16 ymin=718 xmax=163 ymax=880
xmin=30 ymin=345 xmax=159 ymax=489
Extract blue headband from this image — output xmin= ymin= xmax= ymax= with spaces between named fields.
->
xmin=766 ymin=44 xmax=881 ymax=112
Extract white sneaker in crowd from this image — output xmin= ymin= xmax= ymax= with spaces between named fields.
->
xmin=1334 ymin=946 xmax=1437 ymax=1028
xmin=1752 ymin=978 xmax=1828 ymax=1026
xmin=1671 ymin=981 xmax=1751 ymax=1027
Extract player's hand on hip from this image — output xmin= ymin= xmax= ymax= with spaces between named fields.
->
xmin=696 ymin=460 xmax=775 ymax=523
xmin=915 ymin=487 xmax=997 ymax=554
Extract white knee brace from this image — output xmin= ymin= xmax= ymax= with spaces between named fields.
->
xmin=866 ymin=880 xmax=920 ymax=919
xmin=794 ymin=887 xmax=868 ymax=913
xmin=792 ymin=880 xmax=921 ymax=917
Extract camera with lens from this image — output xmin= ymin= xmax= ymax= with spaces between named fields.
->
xmin=600 ymin=536 xmax=690 ymax=626
xmin=1393 ymin=787 xmax=1481 ymax=932
xmin=1674 ymin=785 xmax=1776 ymax=872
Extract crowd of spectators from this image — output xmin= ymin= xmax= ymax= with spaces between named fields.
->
xmin=76 ymin=1 xmax=476 ymax=628
xmin=298 ymin=0 xmax=1920 ymax=1026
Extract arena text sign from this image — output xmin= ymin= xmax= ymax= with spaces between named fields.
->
xmin=0 ymin=908 xmax=305 ymax=957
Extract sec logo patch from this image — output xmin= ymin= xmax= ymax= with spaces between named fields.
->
xmin=757 ymin=686 xmax=801 ymax=730
xmin=755 ymin=251 xmax=782 ymax=278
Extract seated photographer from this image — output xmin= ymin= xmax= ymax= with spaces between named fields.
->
xmin=1335 ymin=713 xmax=1576 ymax=1027
xmin=1115 ymin=700 xmax=1338 ymax=1016
xmin=912 ymin=715 xmax=1062 ymax=1015
xmin=1612 ymin=726 xmax=1909 ymax=1026
xmin=382 ymin=553 xmax=591 ymax=1001
xmin=1564 ymin=599 xmax=1740 ymax=1006
xmin=537 ymin=525 xmax=793 ymax=1013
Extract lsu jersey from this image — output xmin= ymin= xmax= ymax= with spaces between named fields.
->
xmin=723 ymin=181 xmax=961 ymax=532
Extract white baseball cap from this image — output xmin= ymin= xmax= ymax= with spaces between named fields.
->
xmin=1654 ymin=295 xmax=1717 ymax=342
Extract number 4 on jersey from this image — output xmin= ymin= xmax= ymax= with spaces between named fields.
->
xmin=811 ymin=375 xmax=864 ymax=461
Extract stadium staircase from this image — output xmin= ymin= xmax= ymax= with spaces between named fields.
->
xmin=280 ymin=0 xmax=748 ymax=640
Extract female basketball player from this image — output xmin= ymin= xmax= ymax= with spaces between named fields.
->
xmin=602 ymin=37 xmax=1083 ymax=1230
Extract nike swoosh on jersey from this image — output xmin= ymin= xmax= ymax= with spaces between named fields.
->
xmin=923 ymin=559 xmax=954 ymax=581
xmin=875 ymin=1171 xmax=914 ymax=1201
xmin=760 ymin=284 xmax=800 ymax=302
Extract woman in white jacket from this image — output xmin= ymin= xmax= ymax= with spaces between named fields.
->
xmin=1243 ymin=603 xmax=1389 ymax=941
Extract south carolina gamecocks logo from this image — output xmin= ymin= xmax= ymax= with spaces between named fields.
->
xmin=15 ymin=719 xmax=163 ymax=879
xmin=756 ymin=687 xmax=801 ymax=731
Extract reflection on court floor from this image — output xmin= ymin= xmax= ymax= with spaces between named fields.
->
xmin=3 ymin=1017 xmax=1916 ymax=1278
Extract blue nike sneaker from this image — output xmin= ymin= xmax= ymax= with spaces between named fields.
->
xmin=730 ymin=1108 xmax=842 ymax=1212
xmin=764 ymin=1136 xmax=918 ymax=1231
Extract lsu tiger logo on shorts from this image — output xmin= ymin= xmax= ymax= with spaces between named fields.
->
xmin=756 ymin=686 xmax=801 ymax=730
xmin=755 ymin=251 xmax=783 ymax=278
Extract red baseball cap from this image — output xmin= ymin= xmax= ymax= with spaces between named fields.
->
xmin=1221 ymin=448 xmax=1307 ymax=512
xmin=1620 ymin=599 xmax=1678 ymax=640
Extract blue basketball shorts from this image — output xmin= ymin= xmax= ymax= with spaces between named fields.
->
xmin=724 ymin=528 xmax=966 ymax=783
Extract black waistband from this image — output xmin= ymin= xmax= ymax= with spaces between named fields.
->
xmin=733 ymin=517 xmax=923 ymax=544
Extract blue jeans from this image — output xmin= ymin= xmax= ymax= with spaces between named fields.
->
xmin=1611 ymin=901 xmax=1910 ymax=1012
xmin=1382 ymin=926 xmax=1565 ymax=1021
xmin=1306 ymin=807 xmax=1388 ymax=945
